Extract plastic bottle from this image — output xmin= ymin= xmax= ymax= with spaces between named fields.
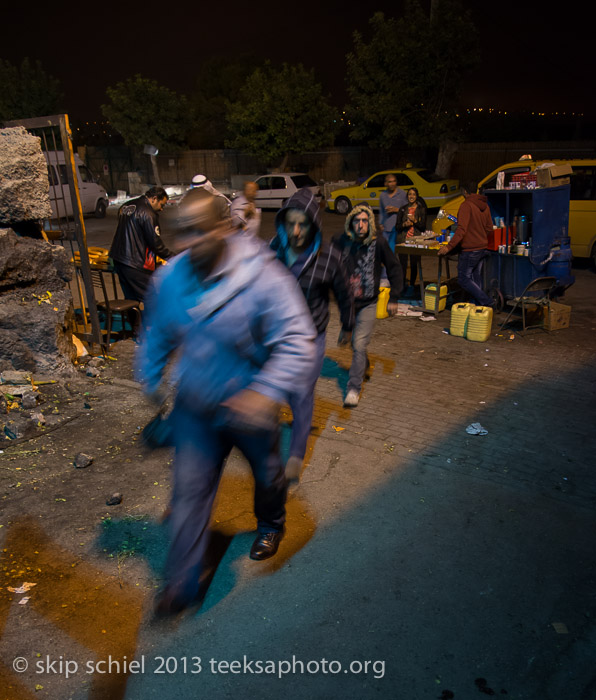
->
xmin=518 ymin=216 xmax=527 ymax=243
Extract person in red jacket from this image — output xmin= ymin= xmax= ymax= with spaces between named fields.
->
xmin=438 ymin=182 xmax=494 ymax=307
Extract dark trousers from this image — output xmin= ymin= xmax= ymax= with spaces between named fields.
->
xmin=398 ymin=254 xmax=421 ymax=287
xmin=457 ymin=250 xmax=493 ymax=307
xmin=288 ymin=331 xmax=327 ymax=460
xmin=112 ymin=261 xmax=152 ymax=303
xmin=164 ymin=404 xmax=287 ymax=605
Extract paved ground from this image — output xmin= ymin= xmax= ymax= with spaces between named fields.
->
xmin=1 ymin=210 xmax=595 ymax=699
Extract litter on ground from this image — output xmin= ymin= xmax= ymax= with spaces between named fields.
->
xmin=466 ymin=423 xmax=488 ymax=436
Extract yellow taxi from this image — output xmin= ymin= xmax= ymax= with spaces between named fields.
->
xmin=327 ymin=166 xmax=460 ymax=215
xmin=432 ymin=158 xmax=596 ymax=263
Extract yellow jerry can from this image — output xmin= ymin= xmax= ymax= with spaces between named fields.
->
xmin=466 ymin=306 xmax=493 ymax=342
xmin=376 ymin=287 xmax=390 ymax=319
xmin=425 ymin=283 xmax=448 ymax=313
xmin=450 ymin=303 xmax=475 ymax=337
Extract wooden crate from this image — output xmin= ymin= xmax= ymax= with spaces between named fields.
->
xmin=545 ymin=302 xmax=571 ymax=330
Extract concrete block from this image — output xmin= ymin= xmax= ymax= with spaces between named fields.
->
xmin=0 ymin=126 xmax=52 ymax=223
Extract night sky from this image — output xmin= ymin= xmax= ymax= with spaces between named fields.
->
xmin=3 ymin=0 xmax=593 ymax=119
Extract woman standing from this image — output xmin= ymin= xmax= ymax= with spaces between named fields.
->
xmin=396 ymin=187 xmax=427 ymax=296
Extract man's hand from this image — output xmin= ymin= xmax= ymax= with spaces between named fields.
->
xmin=437 ymin=247 xmax=450 ymax=256
xmin=338 ymin=329 xmax=352 ymax=346
xmin=147 ymin=387 xmax=168 ymax=407
xmin=385 ymin=206 xmax=399 ymax=213
xmin=387 ymin=302 xmax=399 ymax=316
xmin=220 ymin=389 xmax=279 ymax=433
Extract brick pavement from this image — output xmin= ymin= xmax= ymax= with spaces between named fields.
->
xmin=2 ymin=256 xmax=595 ymax=698
xmin=301 ymin=265 xmax=596 ymax=512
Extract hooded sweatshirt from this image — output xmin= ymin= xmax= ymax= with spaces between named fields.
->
xmin=444 ymin=193 xmax=492 ymax=253
xmin=333 ymin=204 xmax=403 ymax=311
xmin=136 ymin=233 xmax=316 ymax=418
xmin=271 ymin=188 xmax=354 ymax=334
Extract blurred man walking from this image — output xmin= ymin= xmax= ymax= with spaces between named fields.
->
xmin=231 ymin=181 xmax=261 ymax=238
xmin=137 ymin=188 xmax=315 ymax=616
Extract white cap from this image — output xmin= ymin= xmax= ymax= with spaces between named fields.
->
xmin=191 ymin=174 xmax=212 ymax=188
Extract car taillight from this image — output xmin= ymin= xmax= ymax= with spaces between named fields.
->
xmin=440 ymin=184 xmax=448 ymax=194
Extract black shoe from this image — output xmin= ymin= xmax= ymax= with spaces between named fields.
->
xmin=153 ymin=587 xmax=190 ymax=618
xmin=249 ymin=532 xmax=284 ymax=561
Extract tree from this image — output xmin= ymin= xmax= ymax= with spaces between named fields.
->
xmin=226 ymin=62 xmax=338 ymax=170
xmin=345 ymin=1 xmax=480 ymax=169
xmin=189 ymin=55 xmax=262 ymax=148
xmin=101 ymin=75 xmax=192 ymax=185
xmin=0 ymin=57 xmax=63 ymax=121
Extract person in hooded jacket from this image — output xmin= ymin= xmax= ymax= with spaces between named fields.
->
xmin=438 ymin=182 xmax=494 ymax=307
xmin=271 ymin=188 xmax=354 ymax=484
xmin=137 ymin=188 xmax=316 ymax=616
xmin=334 ymin=204 xmax=403 ymax=408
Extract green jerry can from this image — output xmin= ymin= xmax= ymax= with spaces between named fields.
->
xmin=450 ymin=303 xmax=475 ymax=337
xmin=466 ymin=306 xmax=493 ymax=342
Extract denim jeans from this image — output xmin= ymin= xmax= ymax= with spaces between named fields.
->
xmin=382 ymin=229 xmax=397 ymax=253
xmin=164 ymin=404 xmax=286 ymax=605
xmin=457 ymin=250 xmax=493 ymax=307
xmin=288 ymin=331 xmax=327 ymax=460
xmin=348 ymin=302 xmax=377 ymax=393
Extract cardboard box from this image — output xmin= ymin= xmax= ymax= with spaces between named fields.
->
xmin=544 ymin=301 xmax=571 ymax=330
xmin=536 ymin=164 xmax=572 ymax=188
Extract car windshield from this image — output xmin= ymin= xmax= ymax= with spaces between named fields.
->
xmin=291 ymin=175 xmax=317 ymax=188
xmin=416 ymin=170 xmax=443 ymax=183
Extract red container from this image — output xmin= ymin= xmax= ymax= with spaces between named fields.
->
xmin=487 ymin=227 xmax=505 ymax=250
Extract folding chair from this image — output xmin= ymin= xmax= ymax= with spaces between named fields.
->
xmin=499 ymin=276 xmax=558 ymax=332
xmin=89 ymin=269 xmax=141 ymax=350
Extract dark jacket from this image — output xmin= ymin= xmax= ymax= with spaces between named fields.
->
xmin=109 ymin=195 xmax=173 ymax=272
xmin=444 ymin=193 xmax=492 ymax=253
xmin=271 ymin=188 xmax=354 ymax=334
xmin=395 ymin=199 xmax=427 ymax=243
xmin=333 ymin=204 xmax=403 ymax=311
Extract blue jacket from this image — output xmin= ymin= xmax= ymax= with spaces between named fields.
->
xmin=136 ymin=234 xmax=316 ymax=417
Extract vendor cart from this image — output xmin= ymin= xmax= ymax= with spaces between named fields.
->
xmin=482 ymin=185 xmax=574 ymax=309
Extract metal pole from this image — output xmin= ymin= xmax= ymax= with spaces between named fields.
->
xmin=59 ymin=114 xmax=102 ymax=347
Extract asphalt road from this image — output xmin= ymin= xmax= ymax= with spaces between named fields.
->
xmin=82 ymin=204 xmax=359 ymax=251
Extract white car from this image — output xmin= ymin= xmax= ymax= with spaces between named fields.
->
xmin=45 ymin=151 xmax=109 ymax=219
xmin=253 ymin=172 xmax=321 ymax=209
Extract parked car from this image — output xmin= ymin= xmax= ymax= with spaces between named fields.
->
xmin=327 ymin=167 xmax=460 ymax=215
xmin=432 ymin=158 xmax=596 ymax=263
xmin=253 ymin=173 xmax=321 ymax=209
xmin=44 ymin=151 xmax=109 ymax=219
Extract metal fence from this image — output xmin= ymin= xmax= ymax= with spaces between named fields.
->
xmin=81 ymin=141 xmax=596 ymax=196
